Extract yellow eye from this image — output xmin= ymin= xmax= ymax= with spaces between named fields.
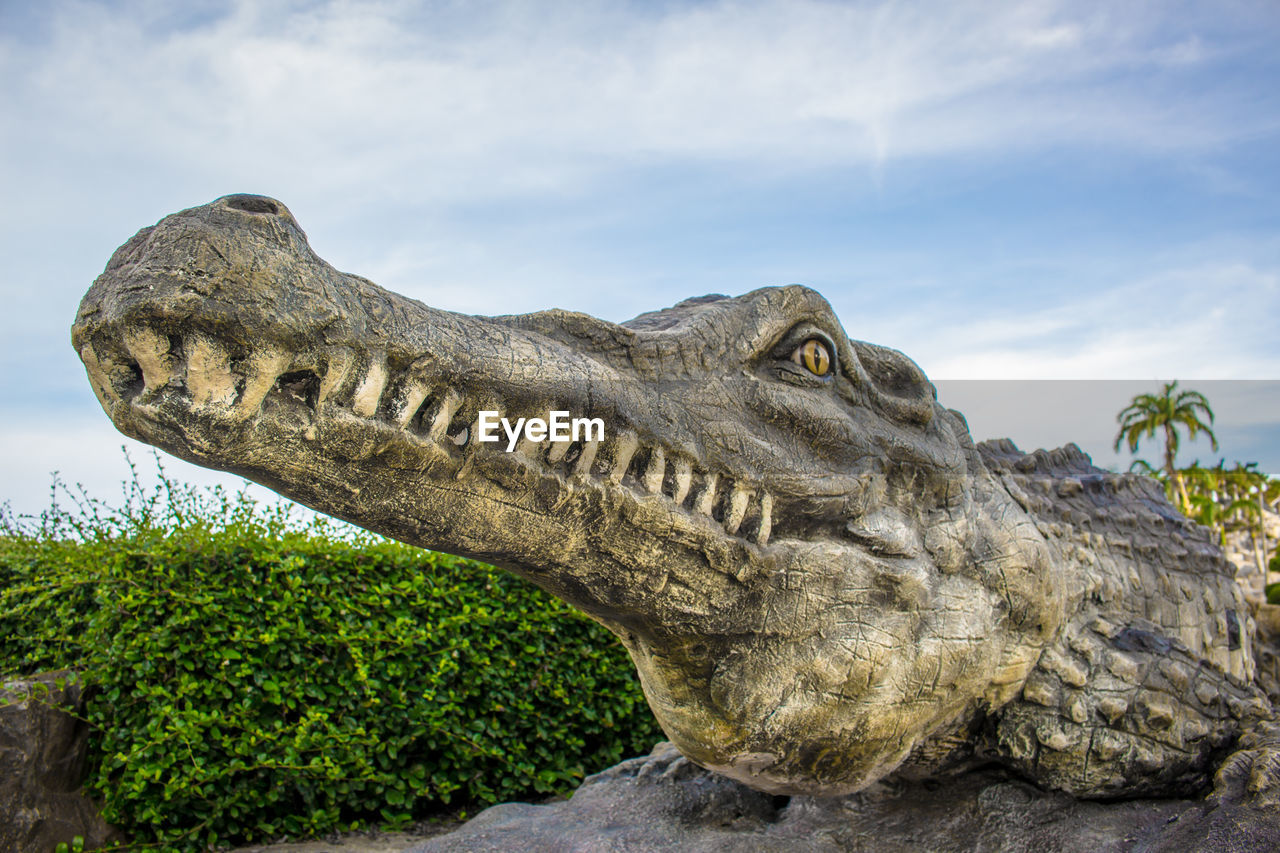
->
xmin=792 ymin=339 xmax=831 ymax=376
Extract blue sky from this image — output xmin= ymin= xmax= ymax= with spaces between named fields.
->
xmin=2 ymin=0 xmax=1278 ymax=519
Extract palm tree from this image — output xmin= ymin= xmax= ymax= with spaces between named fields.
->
xmin=1114 ymin=381 xmax=1218 ymax=515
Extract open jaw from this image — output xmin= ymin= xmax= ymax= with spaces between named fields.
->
xmin=72 ymin=286 xmax=795 ymax=641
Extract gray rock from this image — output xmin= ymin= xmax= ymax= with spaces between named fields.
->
xmin=409 ymin=743 xmax=1280 ymax=853
xmin=0 ymin=671 xmax=123 ymax=853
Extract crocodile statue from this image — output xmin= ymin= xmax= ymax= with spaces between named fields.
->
xmin=71 ymin=194 xmax=1280 ymax=804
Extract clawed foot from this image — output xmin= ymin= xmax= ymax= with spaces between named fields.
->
xmin=634 ymin=742 xmax=704 ymax=782
xmin=1211 ymin=721 xmax=1280 ymax=807
xmin=584 ymin=742 xmax=706 ymax=788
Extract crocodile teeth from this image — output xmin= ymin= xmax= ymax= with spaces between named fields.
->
xmin=451 ymin=404 xmax=489 ymax=449
xmin=187 ymin=335 xmax=237 ymax=407
xmin=724 ymin=483 xmax=752 ymax=535
xmin=573 ymin=436 xmax=601 ymax=477
xmin=427 ymin=389 xmax=462 ymax=443
xmin=642 ymin=446 xmax=665 ymax=494
xmin=694 ymin=472 xmax=719 ymax=516
xmin=609 ymin=432 xmax=639 ymax=484
xmin=672 ymin=458 xmax=693 ymax=506
xmin=233 ymin=347 xmax=290 ymax=419
xmin=317 ymin=349 xmax=355 ymax=407
xmin=351 ymin=354 xmax=388 ymax=418
xmin=546 ymin=436 xmax=571 ymax=463
xmin=515 ymin=411 xmax=549 ymax=458
xmin=394 ymin=381 xmax=433 ymax=429
xmin=453 ymin=407 xmax=486 ymax=448
xmin=105 ymin=324 xmax=782 ymax=547
xmin=123 ymin=327 xmax=174 ymax=394
xmin=756 ymin=492 xmax=773 ymax=546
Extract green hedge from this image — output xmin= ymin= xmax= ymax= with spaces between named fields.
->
xmin=0 ymin=463 xmax=661 ymax=850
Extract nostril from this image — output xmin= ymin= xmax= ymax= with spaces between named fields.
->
xmin=225 ymin=195 xmax=279 ymax=215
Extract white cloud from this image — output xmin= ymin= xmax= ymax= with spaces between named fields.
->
xmin=893 ymin=259 xmax=1280 ymax=379
xmin=0 ymin=424 xmax=263 ymax=523
xmin=3 ymin=0 xmax=1275 ymax=213
xmin=3 ymin=0 xmax=1279 ymax=516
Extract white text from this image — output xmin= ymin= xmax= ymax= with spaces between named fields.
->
xmin=476 ymin=410 xmax=605 ymax=452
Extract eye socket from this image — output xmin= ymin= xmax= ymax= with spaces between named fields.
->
xmin=791 ymin=338 xmax=832 ymax=376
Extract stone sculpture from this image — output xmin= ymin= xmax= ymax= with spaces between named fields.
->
xmin=72 ymin=195 xmax=1280 ymax=803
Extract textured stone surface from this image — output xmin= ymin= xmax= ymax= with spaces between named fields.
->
xmin=227 ymin=828 xmax=461 ymax=853
xmin=406 ymin=743 xmax=1280 ymax=853
xmin=1222 ymin=503 xmax=1279 ymax=600
xmin=0 ymin=672 xmax=123 ymax=853
xmin=71 ymin=194 xmax=1280 ymax=803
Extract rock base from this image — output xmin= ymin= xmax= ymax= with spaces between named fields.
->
xmin=0 ymin=671 xmax=123 ymax=853
xmin=408 ymin=743 xmax=1280 ymax=853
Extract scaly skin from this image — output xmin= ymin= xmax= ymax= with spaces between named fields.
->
xmin=71 ymin=195 xmax=1279 ymax=800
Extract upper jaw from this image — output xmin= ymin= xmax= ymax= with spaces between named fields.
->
xmin=72 ymin=271 xmax=782 ymax=554
xmin=70 ymin=196 xmax=797 ymax=631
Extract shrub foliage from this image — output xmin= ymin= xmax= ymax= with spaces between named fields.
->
xmin=0 ymin=456 xmax=661 ymax=849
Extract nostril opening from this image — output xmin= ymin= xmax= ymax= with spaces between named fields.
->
xmin=226 ymin=196 xmax=279 ymax=215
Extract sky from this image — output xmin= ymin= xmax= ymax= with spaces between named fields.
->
xmin=2 ymin=0 xmax=1279 ymax=521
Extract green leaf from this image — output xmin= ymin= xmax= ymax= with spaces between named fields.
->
xmin=0 ymin=454 xmax=663 ymax=849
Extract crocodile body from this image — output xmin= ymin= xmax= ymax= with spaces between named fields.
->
xmin=71 ymin=195 xmax=1278 ymax=800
